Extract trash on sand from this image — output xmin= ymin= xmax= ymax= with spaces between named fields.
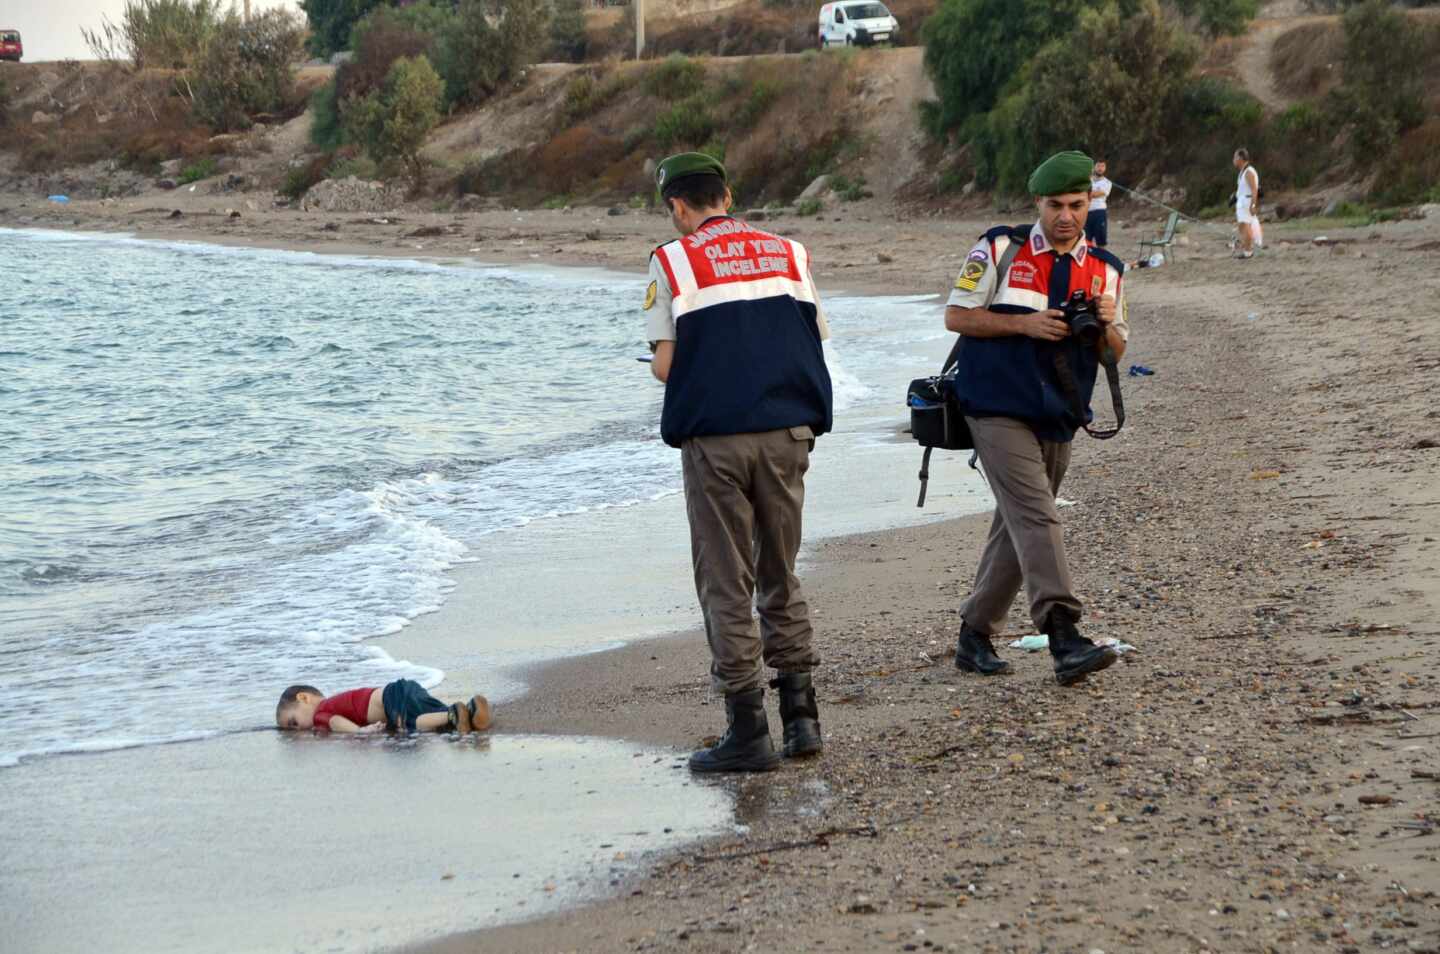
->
xmin=1127 ymin=365 xmax=1154 ymax=377
xmin=1247 ymin=313 xmax=1259 ymax=321
xmin=1009 ymin=634 xmax=1138 ymax=654
xmin=47 ymin=195 xmax=69 ymax=203
xmin=1056 ymin=497 xmax=1078 ymax=508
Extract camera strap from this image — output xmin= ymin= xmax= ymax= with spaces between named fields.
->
xmin=1052 ymin=347 xmax=1125 ymax=439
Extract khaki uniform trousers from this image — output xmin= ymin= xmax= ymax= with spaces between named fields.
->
xmin=960 ymin=416 xmax=1084 ymax=635
xmin=680 ymin=426 xmax=820 ymax=695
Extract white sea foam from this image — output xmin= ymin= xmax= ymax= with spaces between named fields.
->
xmin=2 ymin=226 xmax=973 ymax=771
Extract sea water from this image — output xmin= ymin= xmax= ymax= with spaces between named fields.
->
xmin=1 ymin=227 xmax=985 ymax=770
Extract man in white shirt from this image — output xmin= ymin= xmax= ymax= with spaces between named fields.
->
xmin=1086 ymin=159 xmax=1112 ymax=247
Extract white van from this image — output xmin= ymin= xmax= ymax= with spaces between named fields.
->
xmin=818 ymin=2 xmax=900 ymax=48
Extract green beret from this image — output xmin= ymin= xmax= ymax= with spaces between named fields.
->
xmin=655 ymin=152 xmax=727 ymax=196
xmin=1027 ymin=150 xmax=1094 ymax=196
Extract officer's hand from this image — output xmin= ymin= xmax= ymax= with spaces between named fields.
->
xmin=1021 ymin=309 xmax=1069 ymax=342
xmin=1096 ymin=295 xmax=1117 ymax=325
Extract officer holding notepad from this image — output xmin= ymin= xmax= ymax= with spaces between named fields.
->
xmin=643 ymin=153 xmax=833 ymax=773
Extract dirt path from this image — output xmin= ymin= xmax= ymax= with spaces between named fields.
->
xmin=853 ymin=47 xmax=932 ymax=200
xmin=1232 ymin=14 xmax=1334 ymax=112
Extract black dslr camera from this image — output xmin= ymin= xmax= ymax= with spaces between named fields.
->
xmin=1061 ymin=290 xmax=1103 ymax=345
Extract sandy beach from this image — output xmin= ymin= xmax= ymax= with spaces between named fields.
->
xmin=5 ymin=193 xmax=1439 ymax=953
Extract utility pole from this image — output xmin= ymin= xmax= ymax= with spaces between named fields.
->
xmin=243 ymin=0 xmax=251 ymax=21
xmin=635 ymin=0 xmax=645 ymax=60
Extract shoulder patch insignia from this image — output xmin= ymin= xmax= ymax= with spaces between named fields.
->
xmin=643 ymin=280 xmax=658 ymax=311
xmin=954 ymin=259 xmax=986 ymax=292
xmin=967 ymin=248 xmax=990 ymax=263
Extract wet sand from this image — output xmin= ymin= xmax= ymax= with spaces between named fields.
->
xmin=7 ymin=194 xmax=1439 ymax=952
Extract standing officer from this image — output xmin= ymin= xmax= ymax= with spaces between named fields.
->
xmin=644 ymin=152 xmax=833 ymax=772
xmin=944 ymin=150 xmax=1129 ymax=686
xmin=1086 ymin=158 xmax=1112 ymax=247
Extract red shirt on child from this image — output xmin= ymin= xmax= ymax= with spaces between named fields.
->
xmin=313 ymin=687 xmax=376 ymax=729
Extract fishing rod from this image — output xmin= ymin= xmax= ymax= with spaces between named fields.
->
xmin=1109 ymin=181 xmax=1237 ymax=239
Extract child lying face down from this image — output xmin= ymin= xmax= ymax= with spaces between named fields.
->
xmin=276 ymin=678 xmax=491 ymax=734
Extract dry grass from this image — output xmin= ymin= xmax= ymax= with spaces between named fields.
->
xmin=452 ymin=50 xmax=858 ymax=206
xmin=1269 ymin=21 xmax=1343 ymax=99
xmin=3 ymin=60 xmax=314 ymax=174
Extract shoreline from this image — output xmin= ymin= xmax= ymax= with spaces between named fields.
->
xmin=9 ymin=199 xmax=1440 ymax=952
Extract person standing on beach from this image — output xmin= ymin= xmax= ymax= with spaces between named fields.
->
xmin=1086 ymin=159 xmax=1112 ymax=248
xmin=644 ymin=152 xmax=833 ymax=773
xmin=944 ymin=150 xmax=1128 ymax=686
xmin=1233 ymin=148 xmax=1260 ymax=259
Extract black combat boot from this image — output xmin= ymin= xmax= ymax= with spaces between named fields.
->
xmin=769 ymin=672 xmax=822 ymax=758
xmin=955 ymin=621 xmax=1011 ymax=675
xmin=688 ymin=688 xmax=781 ymax=773
xmin=1047 ymin=610 xmax=1117 ymax=686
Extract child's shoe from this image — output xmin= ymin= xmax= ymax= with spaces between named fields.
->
xmin=467 ymin=695 xmax=492 ymax=731
xmin=448 ymin=701 xmax=473 ymax=733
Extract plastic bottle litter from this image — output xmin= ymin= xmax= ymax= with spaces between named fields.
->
xmin=47 ymin=195 xmax=69 ymax=203
xmin=1247 ymin=313 xmax=1259 ymax=321
xmin=1008 ymin=634 xmax=1138 ymax=654
xmin=1127 ymin=364 xmax=1155 ymax=377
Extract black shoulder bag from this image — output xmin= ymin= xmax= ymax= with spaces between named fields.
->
xmin=907 ymin=227 xmax=1125 ymax=507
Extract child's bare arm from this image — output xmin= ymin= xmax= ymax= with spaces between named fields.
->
xmin=325 ymin=715 xmax=362 ymax=733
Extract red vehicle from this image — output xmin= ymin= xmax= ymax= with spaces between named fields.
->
xmin=0 ymin=30 xmax=22 ymax=62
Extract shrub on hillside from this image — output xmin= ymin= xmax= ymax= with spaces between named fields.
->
xmin=349 ymin=1 xmax=457 ymax=52
xmin=309 ymin=80 xmax=346 ymax=150
xmin=178 ymin=156 xmax=219 ymax=183
xmin=653 ymin=94 xmax=716 ymax=148
xmin=0 ymin=77 xmax=11 ymax=129
xmin=549 ymin=0 xmax=588 ymax=62
xmin=1328 ymin=0 xmax=1426 ymax=163
xmin=1155 ymin=76 xmax=1265 ymax=208
xmin=1370 ymin=118 xmax=1440 ymax=204
xmin=344 ymin=54 xmax=444 ymax=182
xmin=973 ymin=0 xmax=1198 ymax=193
xmin=281 ymin=153 xmax=333 ymax=199
xmin=920 ymin=0 xmax=1092 ymax=138
xmin=643 ymin=54 xmax=707 ymax=101
xmin=437 ymin=0 xmax=549 ymax=110
xmin=1264 ymin=101 xmax=1336 ymax=189
xmin=83 ymin=0 xmax=225 ymax=70
xmin=336 ymin=10 xmax=436 ymax=106
xmin=300 ymin=0 xmax=384 ymax=59
xmin=1270 ymin=21 xmax=1344 ymax=99
xmin=1171 ymin=0 xmax=1259 ymax=37
xmin=189 ymin=9 xmax=307 ymax=131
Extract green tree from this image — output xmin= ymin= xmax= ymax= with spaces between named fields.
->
xmin=436 ymin=0 xmax=550 ymax=109
xmin=346 ymin=54 xmax=444 ymax=182
xmin=349 ymin=0 xmax=457 ymax=51
xmin=300 ymin=0 xmax=384 ymax=59
xmin=920 ymin=0 xmax=1087 ymax=138
xmin=974 ymin=0 xmax=1198 ymax=192
xmin=1172 ymin=0 xmax=1259 ymax=36
xmin=1330 ymin=0 xmax=1426 ymax=161
xmin=189 ymin=8 xmax=307 ymax=131
xmin=549 ymin=0 xmax=588 ymax=62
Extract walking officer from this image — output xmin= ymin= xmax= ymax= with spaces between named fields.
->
xmin=643 ymin=152 xmax=833 ymax=772
xmin=943 ymin=150 xmax=1129 ymax=686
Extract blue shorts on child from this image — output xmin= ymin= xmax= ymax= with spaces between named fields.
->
xmin=382 ymin=679 xmax=449 ymax=731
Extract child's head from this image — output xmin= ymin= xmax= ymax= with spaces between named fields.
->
xmin=275 ymin=684 xmax=324 ymax=730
